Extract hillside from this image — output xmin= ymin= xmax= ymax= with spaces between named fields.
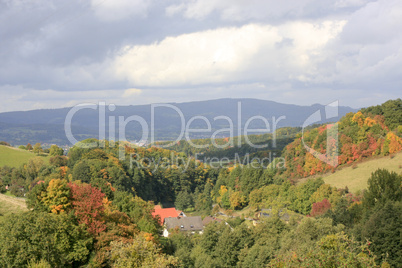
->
xmin=153 ymin=126 xmax=301 ymax=162
xmin=0 ymin=145 xmax=49 ymax=167
xmin=281 ymin=99 xmax=402 ymax=179
xmin=323 ymin=152 xmax=402 ymax=193
xmin=0 ymin=98 xmax=356 ymax=145
xmin=0 ymin=193 xmax=28 ymax=219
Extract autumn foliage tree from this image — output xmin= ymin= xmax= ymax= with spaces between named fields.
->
xmin=26 ymin=143 xmax=33 ymax=151
xmin=69 ymin=183 xmax=107 ymax=236
xmin=281 ymin=101 xmax=402 ymax=179
xmin=310 ymin=199 xmax=331 ymax=217
xmin=42 ymin=179 xmax=71 ymax=214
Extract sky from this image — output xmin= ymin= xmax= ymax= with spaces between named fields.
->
xmin=0 ymin=0 xmax=401 ymax=112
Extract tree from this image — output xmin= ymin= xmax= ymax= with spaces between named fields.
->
xmin=27 ymin=259 xmax=52 ymax=268
xmin=310 ymin=198 xmax=331 ymax=217
xmin=24 ymin=157 xmax=45 ymax=181
xmin=363 ymin=169 xmax=402 ymax=209
xmin=0 ymin=212 xmax=92 ymax=267
xmin=239 ymin=217 xmax=286 ymax=267
xmin=309 ymin=184 xmax=341 ymax=207
xmin=213 ymin=226 xmax=242 ymax=266
xmin=41 ymin=179 xmax=71 ymax=214
xmin=9 ymin=183 xmax=25 ymax=197
xmin=112 ymin=191 xmax=160 ymax=235
xmin=49 ymin=145 xmax=64 ymax=156
xmin=169 ymin=232 xmax=194 ymax=267
xmin=288 ymin=178 xmax=324 ymax=215
xmin=26 ymin=143 xmax=33 ymax=151
xmin=72 ymin=160 xmax=92 ymax=183
xmin=49 ymin=155 xmax=68 ymax=167
xmin=195 ymin=182 xmax=213 ymax=213
xmin=69 ymin=183 xmax=106 ymax=236
xmin=218 ymin=185 xmax=230 ymax=209
xmin=360 ymin=201 xmax=402 ymax=266
xmin=229 ymin=191 xmax=246 ymax=210
xmin=279 ymin=217 xmax=344 ymax=256
xmin=26 ymin=181 xmax=49 ymax=211
xmin=175 ymin=190 xmax=193 ymax=211
xmin=269 ymin=232 xmax=377 ymax=267
xmin=33 ymin=143 xmax=43 ymax=155
xmin=110 ymin=235 xmax=179 ymax=268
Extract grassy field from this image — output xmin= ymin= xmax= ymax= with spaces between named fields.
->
xmin=323 ymin=152 xmax=402 ymax=193
xmin=0 ymin=145 xmax=49 ymax=167
xmin=0 ymin=193 xmax=28 ymax=219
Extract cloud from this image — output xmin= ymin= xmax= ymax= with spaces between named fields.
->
xmin=166 ymin=0 xmax=374 ymax=21
xmin=112 ymin=21 xmax=345 ymax=87
xmin=0 ymin=85 xmax=144 ymax=113
xmin=91 ymin=0 xmax=153 ymax=21
xmin=123 ymin=88 xmax=142 ymax=97
xmin=308 ymin=0 xmax=402 ymax=90
xmin=0 ymin=0 xmax=401 ymax=113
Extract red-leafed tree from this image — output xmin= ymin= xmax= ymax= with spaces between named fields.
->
xmin=310 ymin=198 xmax=331 ymax=217
xmin=69 ymin=183 xmax=106 ymax=236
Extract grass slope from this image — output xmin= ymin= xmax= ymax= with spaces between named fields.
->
xmin=323 ymin=152 xmax=402 ymax=193
xmin=0 ymin=193 xmax=28 ymax=219
xmin=0 ymin=145 xmax=49 ymax=167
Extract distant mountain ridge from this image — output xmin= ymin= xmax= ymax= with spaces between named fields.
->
xmin=0 ymin=98 xmax=357 ymax=145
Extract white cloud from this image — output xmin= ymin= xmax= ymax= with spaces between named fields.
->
xmin=112 ymin=21 xmax=345 ymax=87
xmin=123 ymin=88 xmax=142 ymax=97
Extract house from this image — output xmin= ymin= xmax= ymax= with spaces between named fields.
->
xmin=163 ymin=216 xmax=203 ymax=237
xmin=152 ymin=206 xmax=185 ymax=225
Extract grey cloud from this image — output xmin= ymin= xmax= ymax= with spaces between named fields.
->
xmin=0 ymin=0 xmax=400 ymax=113
xmin=166 ymin=0 xmax=376 ymax=22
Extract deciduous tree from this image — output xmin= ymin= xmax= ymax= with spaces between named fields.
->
xmin=69 ymin=183 xmax=106 ymax=236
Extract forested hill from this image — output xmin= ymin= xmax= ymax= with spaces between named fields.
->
xmin=0 ymin=98 xmax=355 ymax=145
xmin=281 ymin=99 xmax=402 ymax=178
xmin=153 ymin=126 xmax=301 ymax=161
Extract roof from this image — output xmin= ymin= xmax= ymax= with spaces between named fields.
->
xmin=202 ymin=216 xmax=223 ymax=226
xmin=165 ymin=216 xmax=203 ymax=231
xmin=152 ymin=207 xmax=182 ymax=225
xmin=154 ymin=205 xmax=162 ymax=210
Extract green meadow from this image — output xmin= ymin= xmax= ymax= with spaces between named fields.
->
xmin=323 ymin=152 xmax=402 ymax=193
xmin=0 ymin=145 xmax=49 ymax=168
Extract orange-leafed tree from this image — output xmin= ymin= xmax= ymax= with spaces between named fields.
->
xmin=69 ymin=183 xmax=106 ymax=236
xmin=387 ymin=132 xmax=402 ymax=154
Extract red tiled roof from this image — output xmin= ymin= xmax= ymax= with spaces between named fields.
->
xmin=152 ymin=207 xmax=182 ymax=225
xmin=154 ymin=205 xmax=162 ymax=210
